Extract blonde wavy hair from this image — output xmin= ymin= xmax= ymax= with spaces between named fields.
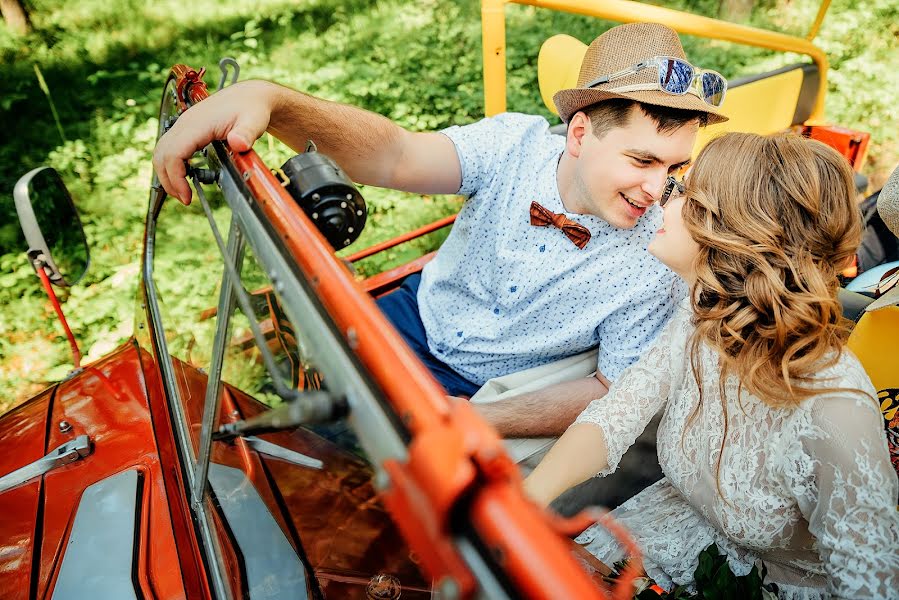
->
xmin=682 ymin=132 xmax=862 ymax=408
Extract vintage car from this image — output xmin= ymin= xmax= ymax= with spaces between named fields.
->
xmin=2 ymin=54 xmax=621 ymax=600
xmin=3 ymin=0 xmax=896 ymax=599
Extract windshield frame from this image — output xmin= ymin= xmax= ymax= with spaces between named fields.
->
xmin=142 ymin=129 xmax=416 ymax=597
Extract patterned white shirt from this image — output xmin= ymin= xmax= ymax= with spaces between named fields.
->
xmin=417 ymin=113 xmax=685 ymax=385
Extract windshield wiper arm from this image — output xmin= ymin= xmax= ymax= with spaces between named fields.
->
xmin=213 ymin=391 xmax=347 ymax=441
xmin=242 ymin=436 xmax=323 ymax=469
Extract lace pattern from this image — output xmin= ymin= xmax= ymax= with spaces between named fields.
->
xmin=575 ymin=303 xmax=899 ymax=598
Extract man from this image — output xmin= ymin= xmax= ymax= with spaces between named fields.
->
xmin=153 ymin=22 xmax=727 ymax=437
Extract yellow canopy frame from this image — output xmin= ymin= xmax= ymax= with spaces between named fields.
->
xmin=481 ymin=0 xmax=831 ymax=124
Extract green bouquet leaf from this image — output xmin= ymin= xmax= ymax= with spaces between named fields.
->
xmin=607 ymin=543 xmax=779 ymax=600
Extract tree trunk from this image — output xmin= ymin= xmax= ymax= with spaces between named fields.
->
xmin=719 ymin=0 xmax=755 ymax=22
xmin=0 ymin=0 xmax=30 ymax=36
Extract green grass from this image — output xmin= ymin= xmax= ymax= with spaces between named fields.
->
xmin=1 ymin=0 xmax=896 ymax=410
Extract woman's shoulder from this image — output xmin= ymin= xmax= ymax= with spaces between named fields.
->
xmin=814 ymin=347 xmax=877 ymax=399
xmin=796 ymin=348 xmax=882 ymax=430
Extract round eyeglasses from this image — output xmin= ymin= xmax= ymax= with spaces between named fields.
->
xmin=660 ymin=176 xmax=685 ymax=208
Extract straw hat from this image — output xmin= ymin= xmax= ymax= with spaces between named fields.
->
xmin=877 ymin=164 xmax=899 ymax=240
xmin=868 ymin=164 xmax=899 ymax=310
xmin=553 ymin=22 xmax=728 ymax=125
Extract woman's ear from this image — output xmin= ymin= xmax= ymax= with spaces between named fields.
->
xmin=565 ymin=111 xmax=591 ymax=159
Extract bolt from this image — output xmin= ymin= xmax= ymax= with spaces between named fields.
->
xmin=138 ymin=322 xmax=144 ymax=329
xmin=356 ymin=209 xmax=364 ymax=216
xmin=348 ymin=227 xmax=354 ymax=233
xmin=312 ymin=193 xmax=320 ymax=202
xmin=346 ymin=327 xmax=358 ymax=349
xmin=366 ymin=574 xmax=401 ymax=600
xmin=312 ymin=212 xmax=319 ymax=220
xmin=340 ymin=201 xmax=347 ymax=209
xmin=58 ymin=421 xmax=72 ymax=434
xmin=242 ymin=171 xmax=251 ymax=181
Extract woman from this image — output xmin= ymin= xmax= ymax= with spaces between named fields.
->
xmin=524 ymin=132 xmax=898 ymax=599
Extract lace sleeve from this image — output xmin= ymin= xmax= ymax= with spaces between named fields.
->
xmin=574 ymin=310 xmax=683 ymax=477
xmin=795 ymin=389 xmax=899 ymax=599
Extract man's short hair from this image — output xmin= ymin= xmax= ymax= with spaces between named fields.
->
xmin=584 ymin=99 xmax=710 ymax=138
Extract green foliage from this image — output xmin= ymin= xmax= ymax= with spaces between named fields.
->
xmin=1 ymin=0 xmax=896 ymax=410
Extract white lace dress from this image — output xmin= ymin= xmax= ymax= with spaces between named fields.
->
xmin=574 ymin=301 xmax=899 ymax=599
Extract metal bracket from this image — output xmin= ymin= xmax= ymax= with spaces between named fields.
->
xmin=217 ymin=57 xmax=240 ymax=91
xmin=0 ymin=434 xmax=92 ymax=493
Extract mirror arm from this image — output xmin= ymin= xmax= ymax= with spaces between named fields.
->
xmin=33 ymin=254 xmax=82 ymax=371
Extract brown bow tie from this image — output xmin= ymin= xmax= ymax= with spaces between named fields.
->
xmin=529 ymin=201 xmax=591 ymax=249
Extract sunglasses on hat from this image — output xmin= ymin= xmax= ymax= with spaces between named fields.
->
xmin=584 ymin=56 xmax=727 ymax=108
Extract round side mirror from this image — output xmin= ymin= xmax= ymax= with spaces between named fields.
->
xmin=13 ymin=167 xmax=90 ymax=286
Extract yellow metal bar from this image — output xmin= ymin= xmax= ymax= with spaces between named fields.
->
xmin=481 ymin=0 xmax=829 ymax=123
xmin=482 ymin=0 xmax=508 ymax=116
xmin=807 ymin=0 xmax=831 ymax=41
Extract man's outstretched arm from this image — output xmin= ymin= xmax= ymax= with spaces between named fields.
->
xmin=153 ymin=79 xmax=461 ymax=204
xmin=474 ymin=372 xmax=610 ymax=437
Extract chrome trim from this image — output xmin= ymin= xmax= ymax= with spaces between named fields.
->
xmin=193 ymin=215 xmax=245 ymax=508
xmin=144 ymin=185 xmax=233 ymax=600
xmin=145 ymin=187 xmax=197 ymax=467
xmin=243 ymin=436 xmax=323 ymax=470
xmin=208 ymin=463 xmax=309 ymax=598
xmin=51 ymin=470 xmax=139 ymax=600
xmin=145 ymin=76 xmax=233 ymax=600
xmin=0 ymin=435 xmax=91 ymax=493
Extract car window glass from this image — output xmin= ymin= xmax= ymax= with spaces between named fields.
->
xmin=219 ymin=246 xmax=319 ymax=404
xmin=152 ymin=195 xmax=230 ymax=375
xmin=152 ymin=189 xmax=365 ymax=461
xmin=219 ymin=245 xmax=365 ymax=457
